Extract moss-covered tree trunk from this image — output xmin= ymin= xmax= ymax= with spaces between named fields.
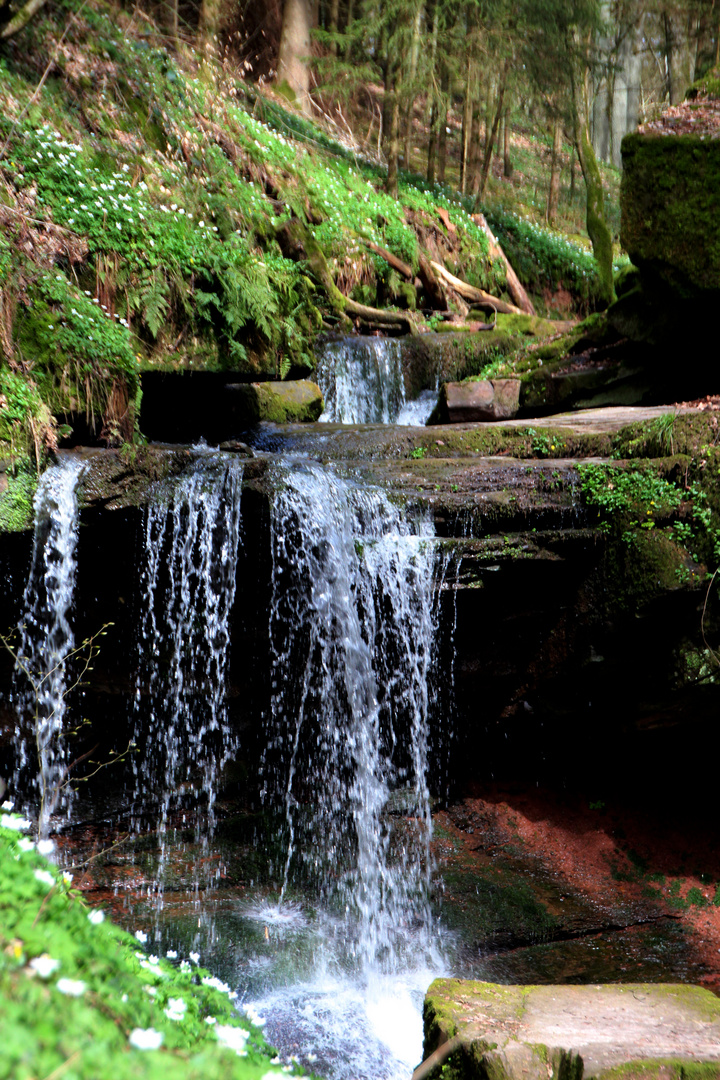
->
xmin=547 ymin=116 xmax=562 ymax=223
xmin=571 ymin=59 xmax=616 ymax=308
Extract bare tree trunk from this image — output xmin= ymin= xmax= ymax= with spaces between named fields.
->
xmin=460 ymin=59 xmax=473 ymax=193
xmin=437 ymin=65 xmax=449 ymax=183
xmin=427 ymin=98 xmax=438 ymax=183
xmin=402 ymin=3 xmax=422 ymax=168
xmin=503 ymin=101 xmax=512 ymax=176
xmin=328 ymin=0 xmax=339 ymax=52
xmin=384 ymin=60 xmax=401 ymax=194
xmin=277 ymin=0 xmax=313 ymax=114
xmin=475 ymin=57 xmax=509 ymax=202
xmin=546 ymin=117 xmax=562 ymax=223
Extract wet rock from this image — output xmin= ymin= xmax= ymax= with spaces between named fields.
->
xmin=423 ymin=979 xmax=720 ymax=1079
xmin=430 ymin=379 xmax=521 ymax=423
xmin=217 ymin=439 xmax=255 ymax=457
xmin=226 ymin=380 xmax=324 ymax=424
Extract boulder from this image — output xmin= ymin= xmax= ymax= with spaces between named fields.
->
xmin=621 ymin=132 xmax=720 ymax=298
xmin=430 ymin=379 xmax=520 ymax=424
xmin=225 ymin=380 xmax=324 ymax=424
xmin=423 ymin=979 xmax=720 ymax=1080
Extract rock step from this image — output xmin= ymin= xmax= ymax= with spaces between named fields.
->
xmin=423 ymin=978 xmax=720 ymax=1080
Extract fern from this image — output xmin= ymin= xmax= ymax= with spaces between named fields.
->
xmin=126 ymin=267 xmax=170 ymax=339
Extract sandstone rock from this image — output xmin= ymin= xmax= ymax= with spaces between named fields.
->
xmin=225 ymin=380 xmax=324 ymax=424
xmin=423 ymin=979 xmax=720 ymax=1080
xmin=430 ymin=379 xmax=520 ymax=424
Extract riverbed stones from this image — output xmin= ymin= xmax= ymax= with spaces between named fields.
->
xmin=423 ymin=979 xmax=720 ymax=1080
xmin=431 ymin=379 xmax=521 ymax=423
xmin=225 ymin=379 xmax=324 ymax=424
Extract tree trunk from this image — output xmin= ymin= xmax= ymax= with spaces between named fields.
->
xmin=503 ymin=102 xmax=512 ymax=177
xmin=475 ymin=57 xmax=510 ymax=203
xmin=460 ymin=59 xmax=473 ymax=193
xmin=384 ymin=59 xmax=401 ymax=195
xmin=546 ymin=117 xmax=562 ymax=224
xmin=427 ymin=98 xmax=438 ymax=183
xmin=328 ymin=0 xmax=339 ymax=53
xmin=402 ymin=4 xmax=422 ymax=168
xmin=277 ymin=0 xmax=313 ymax=115
xmin=573 ymin=104 xmax=615 ymax=307
xmin=437 ymin=65 xmax=449 ymax=183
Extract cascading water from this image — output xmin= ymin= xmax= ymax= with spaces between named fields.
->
xmin=317 ymin=337 xmax=438 ymax=425
xmin=243 ymin=461 xmax=451 ymax=1080
xmin=12 ymin=457 xmax=85 ymax=837
xmin=131 ymin=453 xmax=243 ymax=891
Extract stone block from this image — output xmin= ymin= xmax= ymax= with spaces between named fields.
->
xmin=432 ymin=379 xmax=520 ymax=424
xmin=423 ymin=979 xmax=720 ymax=1080
xmin=226 ymin=379 xmax=324 ymax=424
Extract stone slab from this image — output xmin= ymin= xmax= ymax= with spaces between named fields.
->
xmin=436 ymin=378 xmax=521 ymax=423
xmin=424 ymin=979 xmax=720 ymax=1079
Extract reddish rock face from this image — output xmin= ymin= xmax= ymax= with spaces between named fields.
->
xmin=439 ymin=378 xmax=521 ymax=423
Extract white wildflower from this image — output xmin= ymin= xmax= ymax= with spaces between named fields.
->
xmin=165 ymin=949 xmax=177 ymax=959
xmin=88 ymin=909 xmax=104 ymax=925
xmin=36 ymin=839 xmax=54 ymax=855
xmin=205 ymin=1016 xmax=217 ymax=1025
xmin=56 ymin=978 xmax=86 ymax=996
xmin=135 ymin=930 xmax=148 ymax=943
xmin=189 ymin=951 xmax=200 ymax=964
xmin=215 ymin=1025 xmax=249 ymax=1056
xmin=164 ymin=997 xmax=187 ymax=1021
xmin=17 ymin=838 xmax=34 ymax=852
xmin=1 ymin=813 xmax=32 ymax=831
xmin=129 ymin=1028 xmax=164 ymax=1050
xmin=34 ymin=868 xmax=55 ymax=889
xmin=29 ymin=954 xmax=60 ymax=978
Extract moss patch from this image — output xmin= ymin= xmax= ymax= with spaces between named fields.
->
xmin=620 ymin=132 xmax=720 ymax=296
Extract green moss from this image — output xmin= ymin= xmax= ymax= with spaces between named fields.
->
xmin=0 ymin=458 xmax=37 ymax=531
xmin=621 ymin=132 xmax=720 ymax=295
xmin=599 ymin=1063 xmax=720 ymax=1080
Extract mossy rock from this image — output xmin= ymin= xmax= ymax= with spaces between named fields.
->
xmin=226 ymin=380 xmax=324 ymax=424
xmin=620 ymin=132 xmax=720 ymax=297
xmin=423 ymin=980 xmax=720 ymax=1080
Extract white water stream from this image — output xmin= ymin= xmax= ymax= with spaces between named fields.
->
xmin=317 ymin=338 xmax=438 ymax=425
xmin=13 ymin=457 xmax=85 ymax=837
xmin=246 ymin=461 xmax=452 ymax=1079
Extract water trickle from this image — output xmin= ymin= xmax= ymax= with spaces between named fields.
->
xmin=131 ymin=453 xmax=243 ymax=884
xmin=317 ymin=337 xmax=437 ymax=425
xmin=252 ymin=460 xmax=451 ymax=1079
xmin=13 ymin=457 xmax=85 ymax=837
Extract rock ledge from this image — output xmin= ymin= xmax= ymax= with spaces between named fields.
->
xmin=423 ymin=978 xmax=720 ymax=1079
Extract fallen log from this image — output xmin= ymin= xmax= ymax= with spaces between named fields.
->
xmin=277 ymin=220 xmax=419 ymax=334
xmin=417 ymin=252 xmax=448 ymax=311
xmin=473 ymin=212 xmax=536 ymax=315
xmin=430 ymin=261 xmax=524 ymax=316
xmin=365 ymin=242 xmax=414 ymax=281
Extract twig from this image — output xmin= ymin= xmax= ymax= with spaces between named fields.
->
xmin=701 ymin=566 xmax=720 ymax=667
xmin=63 ymin=832 xmax=130 ymax=871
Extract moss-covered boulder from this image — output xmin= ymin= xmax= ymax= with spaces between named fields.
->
xmin=227 ymin=380 xmax=324 ymax=424
xmin=620 ymin=132 xmax=720 ymax=297
xmin=423 ymin=979 xmax=720 ymax=1080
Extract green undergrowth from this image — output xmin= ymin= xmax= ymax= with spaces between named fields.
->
xmin=0 ymin=812 xmax=303 ymax=1080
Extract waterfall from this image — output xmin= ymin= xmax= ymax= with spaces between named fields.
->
xmin=317 ymin=337 xmax=437 ymax=426
xmin=131 ymin=453 xmax=243 ymax=874
xmin=250 ymin=460 xmax=450 ymax=1080
xmin=13 ymin=457 xmax=85 ymax=837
